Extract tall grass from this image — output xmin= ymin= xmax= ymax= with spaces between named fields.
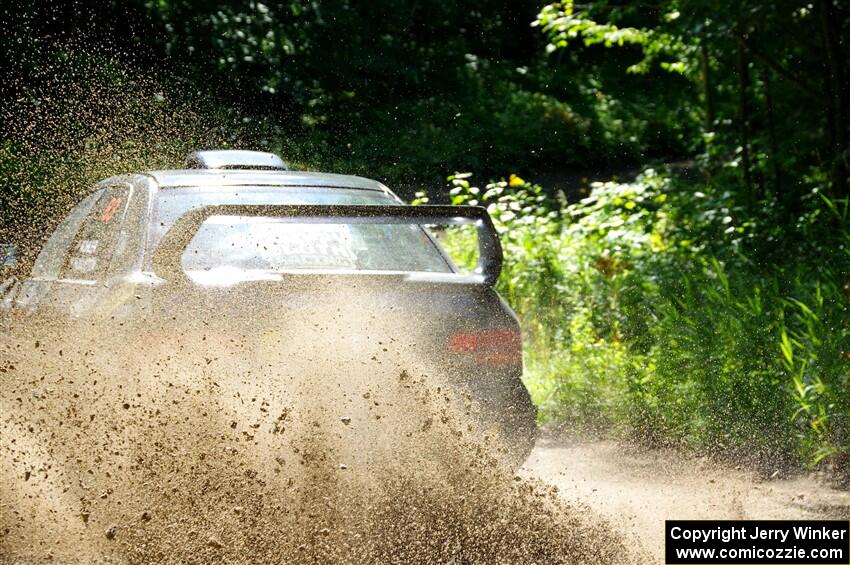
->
xmin=432 ymin=170 xmax=850 ymax=472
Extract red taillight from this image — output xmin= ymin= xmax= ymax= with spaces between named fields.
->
xmin=448 ymin=328 xmax=521 ymax=366
xmin=448 ymin=333 xmax=480 ymax=351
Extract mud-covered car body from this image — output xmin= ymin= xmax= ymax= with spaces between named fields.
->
xmin=1 ymin=151 xmax=536 ymax=465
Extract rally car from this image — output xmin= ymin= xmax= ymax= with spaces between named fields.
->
xmin=0 ymin=150 xmax=536 ymax=466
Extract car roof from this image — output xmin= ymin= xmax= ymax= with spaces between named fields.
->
xmin=141 ymin=169 xmax=392 ymax=194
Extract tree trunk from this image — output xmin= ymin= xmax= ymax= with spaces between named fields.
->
xmin=737 ymin=36 xmax=754 ymax=196
xmin=818 ymin=0 xmax=849 ymax=199
xmin=700 ymin=42 xmax=715 ymax=132
xmin=700 ymin=41 xmax=716 ymax=179
xmin=761 ymin=67 xmax=782 ymax=200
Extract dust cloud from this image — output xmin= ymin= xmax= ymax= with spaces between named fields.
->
xmin=1 ymin=283 xmax=635 ymax=563
xmin=0 ymin=37 xmax=236 ymax=273
xmin=1 ymin=42 xmax=637 ymax=562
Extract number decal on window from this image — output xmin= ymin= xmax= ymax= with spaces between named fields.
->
xmin=100 ymin=197 xmax=122 ymax=223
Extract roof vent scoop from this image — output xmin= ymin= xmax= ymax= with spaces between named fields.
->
xmin=185 ymin=150 xmax=288 ymax=171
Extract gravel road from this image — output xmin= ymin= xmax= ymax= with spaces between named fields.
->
xmin=524 ymin=434 xmax=850 ymax=561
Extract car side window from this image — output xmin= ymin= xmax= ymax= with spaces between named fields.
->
xmin=59 ymin=185 xmax=131 ymax=281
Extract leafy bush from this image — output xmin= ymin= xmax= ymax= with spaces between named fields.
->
xmin=425 ymin=169 xmax=850 ymax=472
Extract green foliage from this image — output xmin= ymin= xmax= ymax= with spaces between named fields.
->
xmin=298 ymin=75 xmax=600 ymax=182
xmin=536 ymin=0 xmax=850 ymax=202
xmin=534 ymin=1 xmax=689 ymax=75
xmin=429 ymin=169 xmax=850 ymax=470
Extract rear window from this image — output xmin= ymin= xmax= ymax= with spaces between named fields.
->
xmin=152 ymin=187 xmax=452 ymax=280
xmin=184 ymin=216 xmax=450 ymax=276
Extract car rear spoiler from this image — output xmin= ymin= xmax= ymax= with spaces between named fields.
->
xmin=152 ymin=204 xmax=503 ymax=286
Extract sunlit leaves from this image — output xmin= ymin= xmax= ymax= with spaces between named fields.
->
xmin=534 ymin=1 xmax=693 ymax=76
